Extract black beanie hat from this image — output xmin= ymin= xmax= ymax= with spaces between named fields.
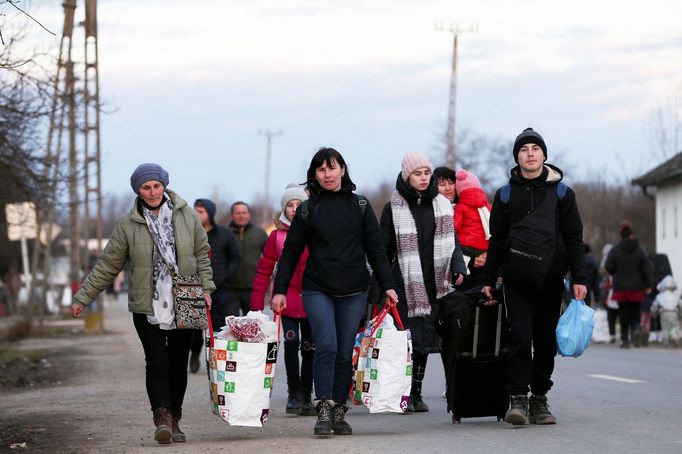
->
xmin=513 ymin=127 xmax=547 ymax=163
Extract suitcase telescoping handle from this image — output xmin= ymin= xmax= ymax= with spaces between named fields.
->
xmin=471 ymin=300 xmax=504 ymax=359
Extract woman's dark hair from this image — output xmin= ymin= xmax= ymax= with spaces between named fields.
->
xmin=619 ymin=220 xmax=634 ymax=239
xmin=306 ymin=147 xmax=356 ymax=191
xmin=433 ymin=166 xmax=456 ymax=183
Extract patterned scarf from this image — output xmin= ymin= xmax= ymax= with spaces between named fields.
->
xmin=142 ymin=196 xmax=177 ymax=330
xmin=390 ymin=191 xmax=455 ymax=317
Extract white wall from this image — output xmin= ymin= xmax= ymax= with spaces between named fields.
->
xmin=656 ymin=183 xmax=682 ymax=281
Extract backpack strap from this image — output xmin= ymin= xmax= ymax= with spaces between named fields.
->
xmin=356 ymin=195 xmax=368 ymax=216
xmin=500 ymin=184 xmax=511 ymax=204
xmin=300 ymin=200 xmax=309 ymax=221
xmin=500 ymin=182 xmax=567 ymax=204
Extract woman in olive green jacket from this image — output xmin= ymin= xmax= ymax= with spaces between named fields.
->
xmin=72 ymin=163 xmax=214 ymax=445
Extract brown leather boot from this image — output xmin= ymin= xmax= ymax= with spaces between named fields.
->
xmin=152 ymin=407 xmax=172 ymax=444
xmin=169 ymin=409 xmax=186 ymax=442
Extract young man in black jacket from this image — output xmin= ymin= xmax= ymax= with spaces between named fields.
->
xmin=188 ymin=199 xmax=241 ymax=373
xmin=482 ymin=128 xmax=587 ymax=426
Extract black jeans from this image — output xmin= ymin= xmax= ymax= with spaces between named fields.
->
xmin=606 ymin=307 xmax=619 ymax=336
xmin=281 ymin=316 xmax=314 ymax=388
xmin=133 ymin=314 xmax=194 ymax=411
xmin=190 ymin=286 xmax=232 ymax=357
xmin=504 ymin=278 xmax=564 ymax=396
xmin=618 ymin=301 xmax=641 ymax=342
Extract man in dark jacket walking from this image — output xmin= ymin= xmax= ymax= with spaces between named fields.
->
xmin=228 ymin=202 xmax=268 ymax=316
xmin=188 ymin=199 xmax=241 ymax=373
xmin=482 ymin=127 xmax=587 ymax=426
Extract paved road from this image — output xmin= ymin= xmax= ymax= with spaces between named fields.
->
xmin=2 ymin=296 xmax=681 ymax=453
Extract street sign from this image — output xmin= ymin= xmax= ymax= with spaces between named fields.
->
xmin=5 ymin=202 xmax=37 ymax=240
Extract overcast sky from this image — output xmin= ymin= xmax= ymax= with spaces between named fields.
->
xmin=13 ymin=0 xmax=682 ymax=212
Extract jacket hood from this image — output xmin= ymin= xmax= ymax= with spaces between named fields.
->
xmin=394 ymin=172 xmax=439 ymax=204
xmin=457 ymin=186 xmax=490 ymax=208
xmin=194 ymin=198 xmax=216 ymax=226
xmin=657 ymin=274 xmax=676 ymax=292
xmin=617 ymin=237 xmax=639 ymax=253
xmin=274 ymin=211 xmax=290 ymax=230
xmin=131 ymin=189 xmax=187 ymax=224
xmin=510 ymin=164 xmax=563 ymax=185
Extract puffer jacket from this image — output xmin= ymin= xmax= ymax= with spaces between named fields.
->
xmin=651 ymin=275 xmax=681 ymax=313
xmin=454 ymin=187 xmax=492 ymax=251
xmin=73 ymin=190 xmax=215 ymax=314
xmin=250 ymin=215 xmax=309 ymax=319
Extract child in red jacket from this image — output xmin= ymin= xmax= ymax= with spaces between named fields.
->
xmin=454 ymin=169 xmax=492 ymax=290
xmin=251 ymin=184 xmax=314 ymax=416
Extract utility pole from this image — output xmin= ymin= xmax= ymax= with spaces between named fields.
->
xmin=436 ymin=23 xmax=478 ymax=169
xmin=82 ymin=0 xmax=104 ymax=332
xmin=257 ymin=129 xmax=282 ymax=226
xmin=38 ymin=0 xmax=103 ymax=331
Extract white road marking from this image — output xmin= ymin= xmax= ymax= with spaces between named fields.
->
xmin=587 ymin=374 xmax=643 ymax=384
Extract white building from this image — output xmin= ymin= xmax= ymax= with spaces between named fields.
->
xmin=633 ymin=152 xmax=682 ymax=280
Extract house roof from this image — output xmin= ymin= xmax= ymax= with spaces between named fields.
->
xmin=632 ymin=152 xmax=682 ymax=187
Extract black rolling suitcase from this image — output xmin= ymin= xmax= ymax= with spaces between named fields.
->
xmin=436 ymin=287 xmax=509 ymax=423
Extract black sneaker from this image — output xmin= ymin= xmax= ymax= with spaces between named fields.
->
xmin=504 ymin=394 xmax=529 ymax=425
xmin=331 ymin=403 xmax=352 ymax=435
xmin=529 ymin=394 xmax=557 ymax=425
xmin=314 ymin=400 xmax=333 ymax=436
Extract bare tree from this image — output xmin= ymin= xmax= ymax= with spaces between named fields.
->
xmin=648 ymin=90 xmax=682 ymax=162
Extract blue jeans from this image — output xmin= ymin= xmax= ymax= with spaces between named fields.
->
xmin=302 ymin=290 xmax=368 ymax=403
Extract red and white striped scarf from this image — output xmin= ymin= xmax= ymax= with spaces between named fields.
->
xmin=390 ymin=191 xmax=455 ymax=317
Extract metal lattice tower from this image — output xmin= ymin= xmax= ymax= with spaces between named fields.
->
xmin=39 ymin=0 xmax=103 ymax=330
xmin=436 ymin=23 xmax=478 ymax=169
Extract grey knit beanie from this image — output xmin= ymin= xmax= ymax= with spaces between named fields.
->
xmin=130 ymin=163 xmax=169 ymax=193
xmin=280 ymin=183 xmax=308 ymax=212
xmin=513 ymin=127 xmax=547 ymax=163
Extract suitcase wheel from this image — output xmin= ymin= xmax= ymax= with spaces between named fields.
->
xmin=497 ymin=416 xmax=503 ymax=422
xmin=452 ymin=415 xmax=461 ymax=424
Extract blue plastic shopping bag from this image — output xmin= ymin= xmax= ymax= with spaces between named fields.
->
xmin=556 ymin=299 xmax=595 ymax=358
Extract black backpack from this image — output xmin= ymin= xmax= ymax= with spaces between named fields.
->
xmin=500 ymin=182 xmax=567 ymax=290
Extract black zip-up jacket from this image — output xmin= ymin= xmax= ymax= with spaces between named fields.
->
xmin=207 ymin=224 xmax=241 ymax=289
xmin=273 ymin=183 xmax=395 ymax=296
xmin=482 ymin=164 xmax=586 ymax=287
xmin=380 ymin=173 xmax=467 ymax=303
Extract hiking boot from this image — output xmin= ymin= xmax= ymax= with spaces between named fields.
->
xmin=529 ymin=394 xmax=557 ymax=425
xmin=620 ymin=340 xmax=630 ymax=349
xmin=504 ymin=394 xmax=529 ymax=425
xmin=314 ymin=400 xmax=333 ymax=436
xmin=331 ymin=402 xmax=352 ymax=435
xmin=169 ymin=409 xmax=186 ymax=442
xmin=299 ymin=385 xmax=316 ymax=416
xmin=410 ymin=391 xmax=429 ymax=412
xmin=189 ymin=353 xmax=200 ymax=373
xmin=152 ymin=407 xmax=172 ymax=444
xmin=286 ymin=382 xmax=302 ymax=414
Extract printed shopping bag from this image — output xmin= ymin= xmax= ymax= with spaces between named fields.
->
xmin=351 ymin=305 xmax=412 ymax=413
xmin=205 ymin=310 xmax=280 ymax=427
xmin=556 ymin=299 xmax=595 ymax=358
